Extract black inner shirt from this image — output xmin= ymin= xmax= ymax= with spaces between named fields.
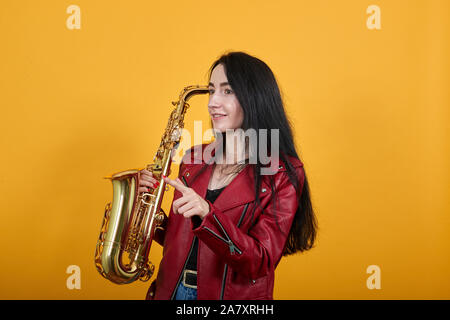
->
xmin=185 ymin=186 xmax=226 ymax=272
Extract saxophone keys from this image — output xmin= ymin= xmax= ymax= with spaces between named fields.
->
xmin=154 ymin=213 xmax=165 ymax=225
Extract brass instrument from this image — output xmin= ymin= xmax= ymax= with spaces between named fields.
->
xmin=94 ymin=85 xmax=209 ymax=284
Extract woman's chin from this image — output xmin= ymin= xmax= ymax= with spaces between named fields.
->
xmin=212 ymin=126 xmax=226 ymax=133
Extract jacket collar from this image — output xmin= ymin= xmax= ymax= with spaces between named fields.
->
xmin=180 ymin=141 xmax=280 ymax=212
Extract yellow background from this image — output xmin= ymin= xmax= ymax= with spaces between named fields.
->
xmin=0 ymin=0 xmax=448 ymax=299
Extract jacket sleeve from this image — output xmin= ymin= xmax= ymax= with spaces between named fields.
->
xmin=192 ymin=167 xmax=305 ymax=279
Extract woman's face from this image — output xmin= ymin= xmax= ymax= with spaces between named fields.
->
xmin=208 ymin=64 xmax=244 ymax=133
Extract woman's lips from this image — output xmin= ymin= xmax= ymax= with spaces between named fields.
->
xmin=211 ymin=115 xmax=226 ymax=120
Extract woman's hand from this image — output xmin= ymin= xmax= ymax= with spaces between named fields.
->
xmin=162 ymin=175 xmax=210 ymax=220
xmin=138 ymin=169 xmax=160 ymax=193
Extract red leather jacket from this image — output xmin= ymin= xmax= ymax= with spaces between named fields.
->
xmin=146 ymin=143 xmax=305 ymax=300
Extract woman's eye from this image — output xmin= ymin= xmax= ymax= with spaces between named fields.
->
xmin=208 ymin=88 xmax=233 ymax=95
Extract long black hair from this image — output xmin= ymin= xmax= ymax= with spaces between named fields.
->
xmin=194 ymin=51 xmax=318 ymax=255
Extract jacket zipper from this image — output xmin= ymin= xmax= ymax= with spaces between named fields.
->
xmin=203 ymin=212 xmax=245 ymax=255
xmin=203 ymin=225 xmax=242 ymax=255
xmin=219 ymin=203 xmax=249 ymax=300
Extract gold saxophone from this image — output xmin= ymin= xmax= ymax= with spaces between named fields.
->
xmin=94 ymin=85 xmax=209 ymax=284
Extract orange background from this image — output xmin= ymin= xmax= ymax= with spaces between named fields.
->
xmin=0 ymin=0 xmax=448 ymax=299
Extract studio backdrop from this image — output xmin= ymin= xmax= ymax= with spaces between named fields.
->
xmin=0 ymin=0 xmax=448 ymax=299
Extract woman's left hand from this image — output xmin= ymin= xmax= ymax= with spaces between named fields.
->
xmin=162 ymin=175 xmax=211 ymax=220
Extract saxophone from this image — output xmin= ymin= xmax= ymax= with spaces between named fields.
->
xmin=94 ymin=85 xmax=209 ymax=284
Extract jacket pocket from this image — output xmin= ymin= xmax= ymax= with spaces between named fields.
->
xmin=229 ymin=271 xmax=269 ymax=300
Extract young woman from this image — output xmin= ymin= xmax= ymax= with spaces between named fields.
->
xmin=140 ymin=51 xmax=317 ymax=300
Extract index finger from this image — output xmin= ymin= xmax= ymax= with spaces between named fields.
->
xmin=163 ymin=176 xmax=189 ymax=194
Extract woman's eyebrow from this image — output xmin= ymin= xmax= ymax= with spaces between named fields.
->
xmin=208 ymin=82 xmax=230 ymax=87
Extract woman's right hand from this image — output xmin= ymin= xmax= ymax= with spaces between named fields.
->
xmin=138 ymin=169 xmax=160 ymax=193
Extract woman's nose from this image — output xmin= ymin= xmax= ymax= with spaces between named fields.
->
xmin=208 ymin=92 xmax=223 ymax=108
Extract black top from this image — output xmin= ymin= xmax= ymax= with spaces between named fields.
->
xmin=185 ymin=186 xmax=226 ymax=272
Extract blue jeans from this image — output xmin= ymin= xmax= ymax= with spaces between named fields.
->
xmin=175 ymin=282 xmax=197 ymax=300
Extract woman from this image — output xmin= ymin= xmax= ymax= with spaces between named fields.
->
xmin=140 ymin=51 xmax=317 ymax=300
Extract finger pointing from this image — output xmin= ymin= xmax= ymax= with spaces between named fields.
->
xmin=162 ymin=175 xmax=189 ymax=194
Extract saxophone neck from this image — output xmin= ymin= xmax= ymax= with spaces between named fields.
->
xmin=148 ymin=85 xmax=209 ymax=174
